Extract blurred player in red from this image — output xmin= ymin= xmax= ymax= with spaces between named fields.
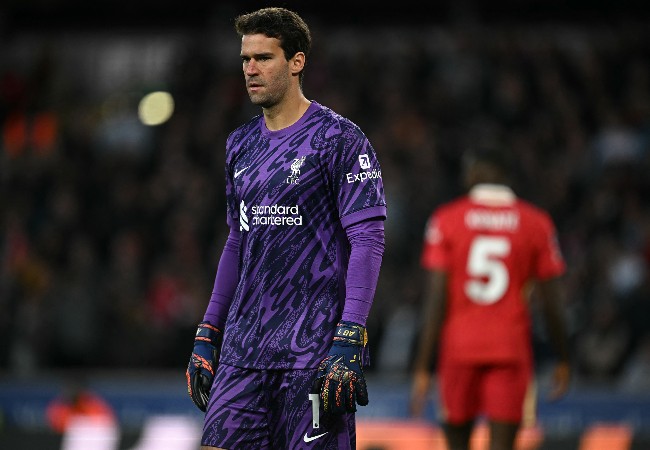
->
xmin=409 ymin=146 xmax=571 ymax=450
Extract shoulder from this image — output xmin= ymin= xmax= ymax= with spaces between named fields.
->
xmin=514 ymin=199 xmax=558 ymax=236
xmin=423 ymin=197 xmax=468 ymax=246
xmin=226 ymin=114 xmax=263 ymax=149
xmin=312 ymin=102 xmax=367 ymax=142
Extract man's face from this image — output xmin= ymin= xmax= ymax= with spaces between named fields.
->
xmin=240 ymin=34 xmax=293 ymax=108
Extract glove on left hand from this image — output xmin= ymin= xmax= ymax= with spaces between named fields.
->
xmin=312 ymin=321 xmax=369 ymax=414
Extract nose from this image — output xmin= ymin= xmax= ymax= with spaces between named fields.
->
xmin=244 ymin=60 xmax=258 ymax=75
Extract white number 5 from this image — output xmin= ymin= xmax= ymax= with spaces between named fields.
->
xmin=465 ymin=236 xmax=511 ymax=304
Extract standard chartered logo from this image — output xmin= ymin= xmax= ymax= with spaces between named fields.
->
xmin=239 ymin=201 xmax=303 ymax=230
xmin=239 ymin=200 xmax=249 ymax=231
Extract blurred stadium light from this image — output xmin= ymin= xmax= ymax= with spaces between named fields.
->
xmin=138 ymin=91 xmax=174 ymax=126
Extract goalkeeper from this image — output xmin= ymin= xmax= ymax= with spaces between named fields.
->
xmin=185 ymin=7 xmax=387 ymax=450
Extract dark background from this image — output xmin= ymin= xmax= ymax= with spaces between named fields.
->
xmin=3 ymin=0 xmax=650 ymax=30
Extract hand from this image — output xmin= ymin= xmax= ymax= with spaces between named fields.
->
xmin=409 ymin=369 xmax=432 ymax=418
xmin=186 ymin=322 xmax=222 ymax=412
xmin=312 ymin=321 xmax=369 ymax=414
xmin=548 ymin=360 xmax=571 ymax=401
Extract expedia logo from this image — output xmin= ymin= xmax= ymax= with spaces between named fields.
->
xmin=346 ymin=169 xmax=382 ymax=184
xmin=346 ymin=154 xmax=381 ymax=183
xmin=359 ymin=154 xmax=371 ymax=170
xmin=239 ymin=201 xmax=304 ymax=230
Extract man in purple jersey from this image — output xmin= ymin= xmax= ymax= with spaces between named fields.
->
xmin=184 ymin=7 xmax=387 ymax=450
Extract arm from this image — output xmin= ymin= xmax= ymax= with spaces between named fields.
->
xmin=203 ymin=228 xmax=241 ymax=328
xmin=186 ymin=227 xmax=240 ymax=411
xmin=341 ymin=218 xmax=385 ymax=326
xmin=536 ymin=276 xmax=571 ymax=400
xmin=313 ymin=218 xmax=385 ymax=414
xmin=410 ymin=269 xmax=448 ymax=417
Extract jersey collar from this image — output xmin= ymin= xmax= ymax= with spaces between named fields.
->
xmin=261 ymin=101 xmax=319 ymax=140
xmin=468 ymin=184 xmax=516 ymax=206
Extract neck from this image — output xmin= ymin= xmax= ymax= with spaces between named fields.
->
xmin=263 ymin=90 xmax=311 ymax=131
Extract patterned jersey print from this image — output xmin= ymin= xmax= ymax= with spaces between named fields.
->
xmin=220 ymin=101 xmax=387 ymax=369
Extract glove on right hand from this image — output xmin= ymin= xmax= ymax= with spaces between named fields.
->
xmin=186 ymin=322 xmax=222 ymax=412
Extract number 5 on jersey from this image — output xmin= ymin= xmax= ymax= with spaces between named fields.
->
xmin=465 ymin=235 xmax=511 ymax=304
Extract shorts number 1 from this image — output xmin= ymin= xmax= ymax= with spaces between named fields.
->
xmin=308 ymin=393 xmax=320 ymax=428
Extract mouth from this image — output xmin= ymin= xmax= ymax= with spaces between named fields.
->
xmin=247 ymin=81 xmax=263 ymax=92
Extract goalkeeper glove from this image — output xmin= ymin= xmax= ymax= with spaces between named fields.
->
xmin=186 ymin=322 xmax=222 ymax=412
xmin=312 ymin=321 xmax=369 ymax=414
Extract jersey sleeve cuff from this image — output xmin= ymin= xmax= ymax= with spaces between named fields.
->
xmin=340 ymin=205 xmax=387 ymax=229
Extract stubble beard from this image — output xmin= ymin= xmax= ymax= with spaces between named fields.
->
xmin=249 ymin=93 xmax=276 ymax=109
xmin=248 ymin=75 xmax=289 ymax=109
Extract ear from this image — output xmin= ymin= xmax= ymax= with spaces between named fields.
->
xmin=289 ymin=52 xmax=306 ymax=76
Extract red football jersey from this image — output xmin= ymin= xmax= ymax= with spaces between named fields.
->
xmin=420 ymin=185 xmax=566 ymax=364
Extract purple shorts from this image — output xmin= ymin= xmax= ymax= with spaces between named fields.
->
xmin=202 ymin=363 xmax=356 ymax=449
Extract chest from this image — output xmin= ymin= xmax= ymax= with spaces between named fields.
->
xmin=232 ymin=139 xmax=327 ymax=205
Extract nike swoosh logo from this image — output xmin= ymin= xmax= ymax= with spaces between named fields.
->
xmin=303 ymin=431 xmax=328 ymax=443
xmin=234 ymin=166 xmax=249 ymax=178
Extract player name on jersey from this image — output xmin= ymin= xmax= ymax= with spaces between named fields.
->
xmin=465 ymin=209 xmax=520 ymax=231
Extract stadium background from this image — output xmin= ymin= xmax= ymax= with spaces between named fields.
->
xmin=2 ymin=0 xmax=650 ymax=448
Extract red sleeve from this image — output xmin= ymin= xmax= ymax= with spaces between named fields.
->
xmin=420 ymin=210 xmax=449 ymax=271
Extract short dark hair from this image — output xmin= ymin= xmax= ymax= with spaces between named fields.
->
xmin=234 ymin=7 xmax=311 ymax=82
xmin=463 ymin=145 xmax=514 ymax=178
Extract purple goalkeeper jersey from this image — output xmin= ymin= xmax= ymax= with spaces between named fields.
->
xmin=219 ymin=101 xmax=387 ymax=369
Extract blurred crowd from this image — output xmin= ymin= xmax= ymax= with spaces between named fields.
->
xmin=2 ymin=19 xmax=650 ymax=392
